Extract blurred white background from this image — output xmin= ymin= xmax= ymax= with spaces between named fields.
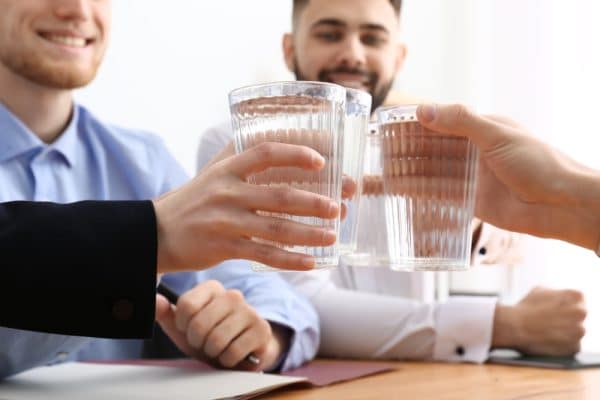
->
xmin=76 ymin=0 xmax=600 ymax=350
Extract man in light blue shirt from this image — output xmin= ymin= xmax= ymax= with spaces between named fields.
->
xmin=0 ymin=0 xmax=318 ymax=377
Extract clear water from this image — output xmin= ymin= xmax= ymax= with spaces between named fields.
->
xmin=381 ymin=121 xmax=479 ymax=271
xmin=231 ymin=95 xmax=345 ymax=270
xmin=338 ymin=113 xmax=369 ymax=255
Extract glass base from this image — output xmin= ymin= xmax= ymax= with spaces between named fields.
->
xmin=338 ymin=243 xmax=358 ymax=256
xmin=387 ymin=257 xmax=470 ymax=271
xmin=251 ymin=255 xmax=339 ymax=272
xmin=340 ymin=252 xmax=386 ymax=268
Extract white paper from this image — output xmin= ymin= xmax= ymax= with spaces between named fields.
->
xmin=0 ymin=362 xmax=308 ymax=400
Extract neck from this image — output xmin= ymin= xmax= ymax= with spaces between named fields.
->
xmin=0 ymin=64 xmax=74 ymax=144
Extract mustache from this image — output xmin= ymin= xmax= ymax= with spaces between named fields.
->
xmin=318 ymin=67 xmax=377 ymax=84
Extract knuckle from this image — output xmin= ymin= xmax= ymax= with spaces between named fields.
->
xmin=176 ymin=299 xmax=195 ymax=321
xmin=253 ymin=142 xmax=276 ymax=161
xmin=205 ymin=280 xmax=225 ymax=293
xmin=188 ymin=317 xmax=208 ymax=337
xmin=212 ymin=186 xmax=236 ymax=204
xmin=567 ymin=289 xmax=584 ymax=302
xmin=574 ymin=306 xmax=588 ymax=321
xmin=448 ymin=104 xmax=471 ymax=124
xmin=210 ymin=213 xmax=233 ymax=233
xmin=226 ymin=289 xmax=245 ymax=304
xmin=252 ymin=245 xmax=272 ymax=263
xmin=220 ymin=345 xmax=243 ymax=368
xmin=218 ymin=355 xmax=237 ymax=369
xmin=257 ymin=319 xmax=272 ymax=337
xmin=313 ymin=195 xmax=329 ymax=214
xmin=205 ymin=338 xmax=227 ymax=358
xmin=267 ymin=219 xmax=286 ymax=236
xmin=272 ymin=187 xmax=291 ymax=207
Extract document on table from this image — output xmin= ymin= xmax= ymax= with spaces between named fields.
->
xmin=0 ymin=362 xmax=308 ymax=400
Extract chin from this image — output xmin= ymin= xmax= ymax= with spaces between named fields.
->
xmin=24 ymin=64 xmax=98 ymax=89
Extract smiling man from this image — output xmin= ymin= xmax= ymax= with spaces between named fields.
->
xmin=286 ymin=0 xmax=404 ymax=111
xmin=0 ymin=0 xmax=319 ymax=378
xmin=196 ymin=0 xmax=587 ymax=364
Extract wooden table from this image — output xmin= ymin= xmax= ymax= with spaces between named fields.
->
xmin=262 ymin=361 xmax=600 ymax=399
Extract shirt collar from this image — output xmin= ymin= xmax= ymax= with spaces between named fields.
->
xmin=0 ymin=101 xmax=79 ymax=167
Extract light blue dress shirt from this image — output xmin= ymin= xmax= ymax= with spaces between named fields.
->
xmin=0 ymin=102 xmax=318 ymax=378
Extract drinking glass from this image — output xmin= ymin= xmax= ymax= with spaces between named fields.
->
xmin=229 ymin=81 xmax=346 ymax=271
xmin=377 ymin=105 xmax=479 ymax=271
xmin=341 ymin=122 xmax=390 ymax=267
xmin=338 ymin=88 xmax=371 ymax=255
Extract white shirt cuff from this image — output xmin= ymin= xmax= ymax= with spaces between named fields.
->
xmin=433 ymin=296 xmax=497 ymax=363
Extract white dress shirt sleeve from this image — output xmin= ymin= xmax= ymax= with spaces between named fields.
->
xmin=196 ymin=121 xmax=235 ymax=171
xmin=471 ymin=222 xmax=523 ymax=266
xmin=281 ymin=271 xmax=498 ymax=363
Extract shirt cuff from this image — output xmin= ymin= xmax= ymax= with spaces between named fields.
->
xmin=259 ymin=312 xmax=319 ymax=372
xmin=432 ymin=296 xmax=497 ymax=363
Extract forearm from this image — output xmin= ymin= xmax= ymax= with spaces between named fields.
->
xmin=313 ymin=287 xmax=436 ymax=360
xmin=554 ymin=166 xmax=600 ymax=251
xmin=313 ymin=287 xmax=498 ymax=363
xmin=570 ymin=168 xmax=600 ymax=251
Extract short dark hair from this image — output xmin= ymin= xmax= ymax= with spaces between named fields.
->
xmin=292 ymin=0 xmax=402 ymax=27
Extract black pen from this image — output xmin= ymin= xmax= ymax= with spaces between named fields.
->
xmin=156 ymin=282 xmax=261 ymax=366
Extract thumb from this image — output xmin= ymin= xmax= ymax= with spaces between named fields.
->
xmin=416 ymin=103 xmax=512 ymax=153
xmin=155 ymin=295 xmax=197 ymax=356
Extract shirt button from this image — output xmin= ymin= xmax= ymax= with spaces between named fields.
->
xmin=478 ymin=247 xmax=487 ymax=255
xmin=455 ymin=346 xmax=465 ymax=356
xmin=112 ymin=299 xmax=134 ymax=321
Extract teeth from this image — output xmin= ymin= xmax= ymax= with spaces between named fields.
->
xmin=46 ymin=35 xmax=87 ymax=48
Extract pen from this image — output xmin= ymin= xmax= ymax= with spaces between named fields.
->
xmin=156 ymin=282 xmax=261 ymax=366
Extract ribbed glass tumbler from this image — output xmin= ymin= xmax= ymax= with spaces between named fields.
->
xmin=229 ymin=81 xmax=346 ymax=271
xmin=338 ymin=88 xmax=371 ymax=255
xmin=377 ymin=105 xmax=479 ymax=271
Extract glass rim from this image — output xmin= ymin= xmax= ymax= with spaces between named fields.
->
xmin=345 ymin=87 xmax=372 ymax=106
xmin=376 ymin=103 xmax=419 ymax=124
xmin=228 ymin=80 xmax=346 ymax=105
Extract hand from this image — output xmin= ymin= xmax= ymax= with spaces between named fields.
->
xmin=492 ymin=287 xmax=586 ymax=356
xmin=155 ymin=280 xmax=289 ymax=371
xmin=153 ymin=142 xmax=341 ymax=273
xmin=416 ymin=104 xmax=600 ymax=250
xmin=210 ymin=141 xmax=358 ymax=220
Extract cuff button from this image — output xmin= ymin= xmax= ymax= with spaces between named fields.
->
xmin=112 ymin=299 xmax=134 ymax=321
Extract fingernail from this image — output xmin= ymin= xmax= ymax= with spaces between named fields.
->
xmin=302 ymin=256 xmax=315 ymax=268
xmin=328 ymin=201 xmax=340 ymax=217
xmin=323 ymin=229 xmax=337 ymax=244
xmin=419 ymin=104 xmax=437 ymax=123
xmin=313 ymin=153 xmax=325 ymax=168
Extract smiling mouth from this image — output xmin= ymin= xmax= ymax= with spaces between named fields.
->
xmin=38 ymin=32 xmax=94 ymax=48
xmin=334 ymin=80 xmax=368 ymax=90
xmin=324 ymin=73 xmax=372 ymax=91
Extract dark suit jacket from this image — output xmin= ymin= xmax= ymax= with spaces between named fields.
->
xmin=0 ymin=201 xmax=157 ymax=339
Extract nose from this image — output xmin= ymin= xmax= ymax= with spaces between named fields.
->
xmin=53 ymin=0 xmax=93 ymax=21
xmin=334 ymin=34 xmax=367 ymax=70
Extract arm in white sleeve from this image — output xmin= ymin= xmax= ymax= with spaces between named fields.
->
xmin=281 ymin=271 xmax=497 ymax=363
xmin=472 ymin=222 xmax=523 ymax=266
xmin=196 ymin=121 xmax=235 ymax=171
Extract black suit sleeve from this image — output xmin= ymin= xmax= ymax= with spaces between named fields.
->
xmin=0 ymin=200 xmax=157 ymax=339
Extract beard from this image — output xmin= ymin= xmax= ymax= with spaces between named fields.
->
xmin=293 ymin=62 xmax=394 ymax=114
xmin=0 ymin=44 xmax=102 ymax=89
